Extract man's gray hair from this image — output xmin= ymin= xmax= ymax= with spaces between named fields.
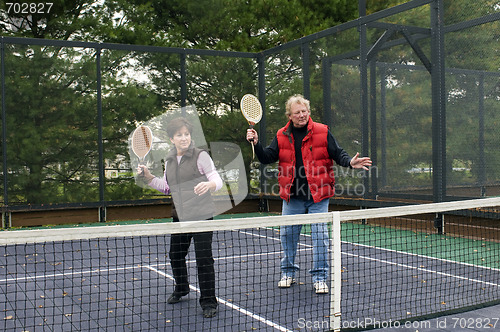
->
xmin=285 ymin=94 xmax=310 ymax=116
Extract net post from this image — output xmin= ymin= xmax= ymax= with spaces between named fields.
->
xmin=434 ymin=212 xmax=444 ymax=234
xmin=1 ymin=211 xmax=10 ymax=229
xmin=329 ymin=211 xmax=341 ymax=332
xmin=98 ymin=206 xmax=107 ymax=223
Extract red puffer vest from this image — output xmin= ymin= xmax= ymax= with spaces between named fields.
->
xmin=277 ymin=119 xmax=335 ymax=203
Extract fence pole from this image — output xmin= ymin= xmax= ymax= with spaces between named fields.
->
xmin=1 ymin=38 xmax=10 ymax=228
xmin=96 ymin=47 xmax=106 ymax=222
xmin=431 ymin=0 xmax=446 ymax=203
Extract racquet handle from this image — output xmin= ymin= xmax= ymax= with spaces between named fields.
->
xmin=248 ymin=125 xmax=255 ymax=159
xmin=249 ymin=124 xmax=255 ymax=143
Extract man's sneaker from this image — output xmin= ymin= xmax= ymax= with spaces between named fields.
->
xmin=277 ymin=276 xmax=296 ymax=288
xmin=314 ymin=281 xmax=329 ymax=294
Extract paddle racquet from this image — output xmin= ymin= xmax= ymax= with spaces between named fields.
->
xmin=240 ymin=94 xmax=263 ymax=159
xmin=131 ymin=125 xmax=153 ymax=172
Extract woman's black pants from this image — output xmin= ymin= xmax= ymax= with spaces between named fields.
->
xmin=169 ymin=230 xmax=217 ymax=309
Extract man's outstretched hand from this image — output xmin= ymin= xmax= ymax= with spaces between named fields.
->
xmin=350 ymin=152 xmax=372 ymax=170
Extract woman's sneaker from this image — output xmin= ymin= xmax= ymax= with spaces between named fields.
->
xmin=277 ymin=276 xmax=296 ymax=288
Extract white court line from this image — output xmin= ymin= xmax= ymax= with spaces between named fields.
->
xmin=0 ymin=266 xmax=137 ymax=283
xmin=2 ymin=227 xmax=496 ymax=289
xmin=343 ymin=240 xmax=500 ymax=272
xmin=0 ymin=230 xmax=305 ymax=283
xmin=446 ymin=222 xmax=500 ymax=231
xmin=183 ymin=249 xmax=291 ymax=265
xmin=378 ymin=217 xmax=500 ymax=232
xmin=0 ymin=234 xmax=295 ymax=331
xmin=238 ymin=229 xmax=280 ymax=241
xmin=0 ymin=228 xmax=292 ymax=283
xmin=342 ymin=251 xmax=500 ymax=288
xmin=244 ymin=228 xmax=500 ymax=288
xmin=289 ymin=226 xmax=500 ymax=272
xmin=145 ymin=265 xmax=293 ymax=332
xmin=2 ymin=227 xmax=497 ymax=331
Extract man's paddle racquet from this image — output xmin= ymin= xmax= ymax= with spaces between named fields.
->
xmin=131 ymin=125 xmax=153 ymax=171
xmin=240 ymin=94 xmax=263 ymax=159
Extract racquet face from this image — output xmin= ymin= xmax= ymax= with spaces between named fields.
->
xmin=240 ymin=94 xmax=263 ymax=125
xmin=131 ymin=125 xmax=153 ymax=159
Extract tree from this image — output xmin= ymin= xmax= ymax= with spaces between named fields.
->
xmin=105 ymin=0 xmax=361 ymax=169
xmin=2 ymin=0 xmax=497 ymax=205
xmin=0 ymin=1 xmax=112 ymax=40
xmin=0 ymin=1 xmax=164 ymax=204
xmin=115 ymin=0 xmax=358 ymax=51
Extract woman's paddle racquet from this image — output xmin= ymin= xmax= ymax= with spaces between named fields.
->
xmin=131 ymin=125 xmax=153 ymax=172
xmin=240 ymin=94 xmax=263 ymax=159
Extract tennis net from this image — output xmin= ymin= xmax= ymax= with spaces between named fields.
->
xmin=0 ymin=197 xmax=499 ymax=331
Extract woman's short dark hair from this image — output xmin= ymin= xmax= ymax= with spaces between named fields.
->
xmin=166 ymin=117 xmax=193 ymax=138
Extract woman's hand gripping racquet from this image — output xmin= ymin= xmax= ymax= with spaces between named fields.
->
xmin=240 ymin=94 xmax=263 ymax=159
xmin=131 ymin=125 xmax=153 ymax=174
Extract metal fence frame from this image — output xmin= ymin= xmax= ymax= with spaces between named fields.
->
xmin=1 ymin=0 xmax=499 ymax=225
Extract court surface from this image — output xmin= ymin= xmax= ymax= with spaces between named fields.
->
xmin=371 ymin=304 xmax=500 ymax=331
xmin=0 ymin=221 xmax=499 ymax=331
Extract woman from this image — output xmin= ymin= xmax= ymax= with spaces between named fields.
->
xmin=138 ymin=117 xmax=222 ymax=318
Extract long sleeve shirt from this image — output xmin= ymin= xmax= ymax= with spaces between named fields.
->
xmin=148 ymin=151 xmax=223 ymax=195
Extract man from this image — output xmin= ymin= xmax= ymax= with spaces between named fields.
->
xmin=246 ymin=94 xmax=371 ymax=294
